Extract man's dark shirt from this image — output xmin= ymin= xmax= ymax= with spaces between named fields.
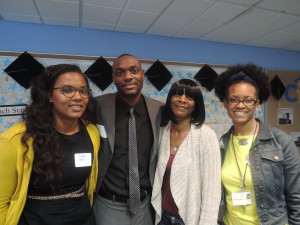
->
xmin=100 ymin=94 xmax=153 ymax=197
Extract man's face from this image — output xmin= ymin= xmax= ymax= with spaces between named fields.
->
xmin=112 ymin=55 xmax=144 ymax=99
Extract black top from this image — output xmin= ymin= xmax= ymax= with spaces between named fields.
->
xmin=18 ymin=122 xmax=95 ymax=225
xmin=101 ymin=94 xmax=153 ymax=197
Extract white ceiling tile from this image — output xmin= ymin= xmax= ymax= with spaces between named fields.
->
xmin=0 ymin=12 xmax=42 ymax=23
xmin=281 ymin=22 xmax=300 ymax=34
xmin=200 ymin=35 xmax=233 ymax=44
xmin=83 ymin=0 xmax=126 ymax=8
xmin=217 ymin=0 xmax=260 ymax=6
xmin=83 ymin=4 xmax=122 ymax=24
xmin=0 ymin=0 xmax=38 ymax=15
xmin=151 ymin=14 xmax=192 ymax=30
xmin=42 ymin=17 xmax=78 ymax=26
xmin=201 ymin=22 xmax=248 ymax=39
xmin=146 ymin=27 xmax=177 ymax=36
xmin=286 ymin=4 xmax=300 ymax=15
xmin=218 ymin=37 xmax=246 ymax=44
xmin=174 ymin=31 xmax=200 ymax=39
xmin=115 ymin=25 xmax=147 ymax=33
xmin=1 ymin=0 xmax=300 ymax=52
xmin=253 ymin=31 xmax=300 ymax=46
xmin=226 ymin=8 xmax=278 ymax=27
xmin=198 ymin=2 xmax=249 ymax=23
xmin=233 ymin=27 xmax=275 ymax=43
xmin=36 ymin=0 xmax=79 ymax=20
xmin=119 ymin=10 xmax=158 ymax=27
xmin=58 ymin=0 xmax=80 ymax=2
xmin=81 ymin=20 xmax=115 ymax=30
xmin=127 ymin=0 xmax=172 ymax=13
xmin=182 ymin=19 xmax=221 ymax=35
xmin=165 ymin=0 xmax=214 ymax=19
xmin=246 ymin=40 xmax=279 ymax=49
xmin=258 ymin=14 xmax=300 ymax=31
xmin=257 ymin=0 xmax=300 ymax=12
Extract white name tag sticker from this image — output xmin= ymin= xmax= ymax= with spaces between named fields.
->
xmin=97 ymin=124 xmax=107 ymax=138
xmin=74 ymin=153 xmax=92 ymax=167
xmin=232 ymin=192 xmax=252 ymax=206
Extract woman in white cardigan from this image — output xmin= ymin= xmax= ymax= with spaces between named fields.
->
xmin=152 ymin=79 xmax=221 ymax=225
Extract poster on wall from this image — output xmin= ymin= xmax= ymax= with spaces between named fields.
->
xmin=0 ymin=105 xmax=26 ymax=117
xmin=277 ymin=107 xmax=293 ymax=125
xmin=0 ymin=54 xmax=265 ymax=137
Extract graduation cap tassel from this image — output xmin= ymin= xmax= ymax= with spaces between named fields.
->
xmin=5 ymin=75 xmax=8 ymax=81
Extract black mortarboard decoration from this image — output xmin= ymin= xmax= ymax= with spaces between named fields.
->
xmin=193 ymin=64 xmax=218 ymax=91
xmin=145 ymin=60 xmax=172 ymax=91
xmin=270 ymin=75 xmax=285 ymax=100
xmin=84 ymin=56 xmax=112 ymax=91
xmin=4 ymin=51 xmax=45 ymax=89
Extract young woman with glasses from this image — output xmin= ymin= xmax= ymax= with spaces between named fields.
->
xmin=214 ymin=64 xmax=300 ymax=225
xmin=0 ymin=64 xmax=100 ymax=225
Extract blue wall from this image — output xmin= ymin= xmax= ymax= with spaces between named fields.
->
xmin=1 ymin=20 xmax=300 ymax=71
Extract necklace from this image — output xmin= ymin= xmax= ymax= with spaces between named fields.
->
xmin=231 ymin=122 xmax=257 ymax=191
xmin=232 ymin=138 xmax=249 ymax=191
xmin=170 ymin=124 xmax=191 ymax=153
xmin=234 ymin=121 xmax=258 ymax=146
xmin=170 ymin=130 xmax=179 ymax=153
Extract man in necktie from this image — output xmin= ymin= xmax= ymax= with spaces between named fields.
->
xmin=94 ymin=54 xmax=164 ymax=225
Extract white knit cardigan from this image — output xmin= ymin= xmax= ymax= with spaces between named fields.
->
xmin=151 ymin=122 xmax=221 ymax=225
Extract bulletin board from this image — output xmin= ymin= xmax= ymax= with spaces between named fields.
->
xmin=0 ymin=51 xmax=265 ymax=138
xmin=266 ymin=69 xmax=300 ymax=147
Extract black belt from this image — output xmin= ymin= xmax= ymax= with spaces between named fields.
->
xmin=99 ymin=190 xmax=149 ymax=203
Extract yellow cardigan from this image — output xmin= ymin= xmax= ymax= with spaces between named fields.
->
xmin=0 ymin=121 xmax=100 ymax=225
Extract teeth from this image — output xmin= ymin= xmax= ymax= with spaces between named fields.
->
xmin=235 ymin=111 xmax=246 ymax=115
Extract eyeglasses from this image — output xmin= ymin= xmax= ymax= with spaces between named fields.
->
xmin=226 ymin=98 xmax=258 ymax=106
xmin=113 ymin=67 xmax=142 ymax=77
xmin=53 ymin=86 xmax=91 ymax=99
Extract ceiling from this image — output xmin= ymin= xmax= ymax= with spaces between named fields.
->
xmin=1 ymin=0 xmax=300 ymax=52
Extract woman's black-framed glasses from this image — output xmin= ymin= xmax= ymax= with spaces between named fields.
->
xmin=53 ymin=85 xmax=91 ymax=99
xmin=226 ymin=98 xmax=258 ymax=106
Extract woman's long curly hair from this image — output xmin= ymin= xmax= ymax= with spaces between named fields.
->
xmin=21 ymin=64 xmax=96 ymax=188
xmin=214 ymin=63 xmax=270 ymax=104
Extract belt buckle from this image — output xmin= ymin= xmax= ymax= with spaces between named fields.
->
xmin=140 ymin=190 xmax=148 ymax=201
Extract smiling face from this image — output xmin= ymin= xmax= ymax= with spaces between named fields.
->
xmin=170 ymin=93 xmax=195 ymax=122
xmin=224 ymin=82 xmax=259 ymax=126
xmin=50 ymin=72 xmax=89 ymax=124
xmin=112 ymin=55 xmax=144 ymax=102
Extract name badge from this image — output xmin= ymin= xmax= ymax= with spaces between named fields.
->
xmin=232 ymin=192 xmax=252 ymax=206
xmin=74 ymin=153 xmax=92 ymax=167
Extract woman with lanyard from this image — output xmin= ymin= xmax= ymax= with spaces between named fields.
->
xmin=214 ymin=64 xmax=300 ymax=225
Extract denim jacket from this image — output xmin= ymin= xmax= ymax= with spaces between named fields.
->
xmin=219 ymin=119 xmax=300 ymax=225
